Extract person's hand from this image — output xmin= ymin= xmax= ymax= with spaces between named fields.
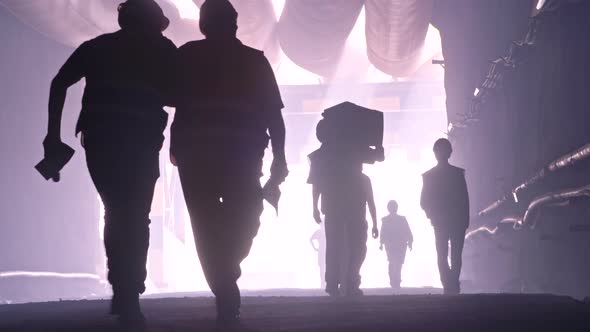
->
xmin=170 ymin=152 xmax=177 ymax=166
xmin=408 ymin=243 xmax=413 ymax=251
xmin=42 ymin=135 xmax=64 ymax=182
xmin=262 ymin=181 xmax=281 ymax=214
xmin=270 ymin=157 xmax=289 ymax=185
xmin=379 ymin=244 xmax=384 ymax=251
xmin=42 ymin=134 xmax=63 ymax=158
xmin=313 ymin=208 xmax=322 ymax=224
xmin=372 ymin=226 xmax=379 ymax=239
xmin=374 ymin=146 xmax=385 ymax=162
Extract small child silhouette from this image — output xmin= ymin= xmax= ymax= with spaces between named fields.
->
xmin=380 ymin=200 xmax=413 ymax=289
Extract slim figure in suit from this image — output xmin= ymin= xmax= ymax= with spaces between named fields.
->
xmin=380 ymin=200 xmax=413 ymax=289
xmin=420 ymin=138 xmax=470 ymax=294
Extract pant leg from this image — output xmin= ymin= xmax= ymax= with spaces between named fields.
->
xmin=388 ymin=260 xmax=403 ymax=288
xmin=86 ymin=142 xmax=159 ymax=295
xmin=216 ymin=176 xmax=263 ymax=314
xmin=434 ymin=227 xmax=452 ymax=290
xmin=450 ymin=228 xmax=467 ymax=291
xmin=345 ymin=220 xmax=368 ymax=290
xmin=324 ymin=217 xmax=344 ymax=288
xmin=177 ymin=158 xmax=262 ymax=315
xmin=386 ymin=247 xmax=404 ymax=287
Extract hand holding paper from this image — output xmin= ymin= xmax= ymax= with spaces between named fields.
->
xmin=36 ymin=139 xmax=75 ymax=182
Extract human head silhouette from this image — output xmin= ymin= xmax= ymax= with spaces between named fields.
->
xmin=433 ymin=138 xmax=452 ymax=163
xmin=118 ymin=0 xmax=170 ymax=32
xmin=387 ymin=200 xmax=398 ymax=214
xmin=200 ymin=0 xmax=238 ymax=38
xmin=315 ymin=120 xmax=329 ymax=144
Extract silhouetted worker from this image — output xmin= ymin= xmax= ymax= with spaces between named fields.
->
xmin=170 ymin=0 xmax=288 ymax=325
xmin=41 ymin=0 xmax=176 ymax=325
xmin=309 ymin=156 xmax=379 ymax=297
xmin=380 ymin=200 xmax=413 ymax=289
xmin=420 ymin=138 xmax=470 ymax=294
xmin=309 ymin=222 xmax=327 ymax=289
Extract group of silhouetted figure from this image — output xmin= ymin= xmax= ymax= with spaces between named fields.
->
xmin=41 ymin=0 xmax=470 ymax=329
xmin=311 ymin=198 xmax=413 ymax=291
xmin=308 ymin=136 xmax=469 ymax=297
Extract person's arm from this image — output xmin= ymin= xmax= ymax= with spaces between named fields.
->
xmin=312 ymin=184 xmax=322 ymax=224
xmin=46 ymin=78 xmax=68 ymax=142
xmin=44 ymin=43 xmax=87 ymax=152
xmin=419 ymin=177 xmax=426 ymax=211
xmin=260 ymin=55 xmax=288 ymax=185
xmin=420 ymin=175 xmax=430 ymax=219
xmin=268 ymin=109 xmax=288 ymax=183
xmin=366 ymin=178 xmax=378 ymax=239
xmin=405 ymin=217 xmax=413 ymax=250
xmin=459 ymin=170 xmax=470 ymax=228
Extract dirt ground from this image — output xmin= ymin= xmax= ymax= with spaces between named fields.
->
xmin=0 ymin=292 xmax=588 ymax=332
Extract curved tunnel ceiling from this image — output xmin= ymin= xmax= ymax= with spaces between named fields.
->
xmin=0 ymin=0 xmax=440 ymax=79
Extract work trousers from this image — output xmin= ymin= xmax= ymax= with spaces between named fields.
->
xmin=85 ymin=136 xmax=160 ymax=295
xmin=324 ymin=215 xmax=368 ymax=291
xmin=176 ymin=151 xmax=263 ymax=316
xmin=385 ymin=244 xmax=406 ymax=288
xmin=434 ymin=226 xmax=467 ymax=293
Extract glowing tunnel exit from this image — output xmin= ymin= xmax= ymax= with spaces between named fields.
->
xmin=131 ymin=79 xmax=448 ymax=294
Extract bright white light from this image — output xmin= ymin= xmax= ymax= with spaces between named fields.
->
xmin=152 ymin=144 xmax=444 ymax=291
xmin=0 ymin=271 xmax=101 ymax=279
xmin=170 ymin=0 xmax=199 ymax=20
xmin=168 ymin=1 xmax=443 ymax=84
xmin=170 ymin=0 xmax=284 ymax=21
xmin=98 ymin=195 xmax=104 ymax=241
xmin=536 ymin=0 xmax=546 ymax=10
xmin=275 ymin=51 xmax=322 ymax=85
xmin=474 ymin=88 xmax=480 ymax=96
xmin=362 ymin=149 xmax=442 ymax=288
xmin=447 ymin=122 xmax=454 ymax=133
xmin=141 ymin=0 xmax=448 ymax=292
xmin=366 ymin=65 xmax=394 ymax=83
xmin=272 ymin=0 xmax=286 ymax=18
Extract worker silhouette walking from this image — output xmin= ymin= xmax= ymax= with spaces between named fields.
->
xmin=420 ymin=138 xmax=470 ymax=294
xmin=380 ymin=200 xmax=413 ymax=289
xmin=308 ymin=135 xmax=381 ymax=296
xmin=42 ymin=0 xmax=176 ymax=326
xmin=170 ymin=0 xmax=288 ymax=326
